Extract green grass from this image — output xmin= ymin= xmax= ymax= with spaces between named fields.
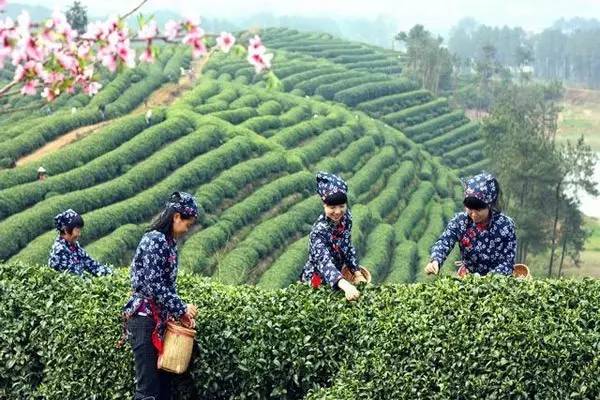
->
xmin=557 ymin=88 xmax=600 ymax=151
xmin=522 ymin=217 xmax=600 ymax=278
xmin=556 ymin=216 xmax=600 ymax=278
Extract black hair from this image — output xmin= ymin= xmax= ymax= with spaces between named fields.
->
xmin=463 ymin=196 xmax=487 ymax=210
xmin=148 ymin=203 xmax=196 ymax=238
xmin=61 ymin=214 xmax=84 ymax=235
xmin=148 ymin=208 xmax=177 ymax=238
xmin=323 ymin=192 xmax=347 ymax=206
xmin=37 ymin=171 xmax=47 ymax=180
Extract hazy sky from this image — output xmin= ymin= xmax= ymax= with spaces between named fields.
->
xmin=13 ymin=0 xmax=600 ymax=32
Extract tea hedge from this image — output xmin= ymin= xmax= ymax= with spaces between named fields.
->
xmin=2 ymin=262 xmax=597 ymax=400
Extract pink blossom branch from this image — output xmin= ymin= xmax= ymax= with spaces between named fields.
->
xmin=0 ymin=2 xmax=272 ymax=105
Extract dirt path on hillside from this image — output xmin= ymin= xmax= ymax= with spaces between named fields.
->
xmin=16 ymin=56 xmax=210 ymax=167
xmin=16 ymin=120 xmax=112 ymax=166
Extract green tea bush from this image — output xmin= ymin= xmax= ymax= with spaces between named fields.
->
xmin=1 ymin=262 xmax=597 ymax=400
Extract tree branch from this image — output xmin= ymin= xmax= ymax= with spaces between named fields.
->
xmin=0 ymin=81 xmax=19 ymax=98
xmin=120 ymin=0 xmax=149 ymax=20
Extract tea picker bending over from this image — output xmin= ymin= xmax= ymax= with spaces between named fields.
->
xmin=48 ymin=209 xmax=112 ymax=276
xmin=301 ymin=172 xmax=368 ymax=301
xmin=424 ymin=172 xmax=517 ymax=277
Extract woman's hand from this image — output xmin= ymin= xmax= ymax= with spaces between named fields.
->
xmin=338 ymin=278 xmax=360 ymax=301
xmin=180 ymin=313 xmax=196 ymax=329
xmin=186 ymin=303 xmax=198 ymax=319
xmin=425 ymin=260 xmax=440 ymax=275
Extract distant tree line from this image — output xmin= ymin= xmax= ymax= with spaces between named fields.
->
xmin=448 ymin=17 xmax=600 ymax=89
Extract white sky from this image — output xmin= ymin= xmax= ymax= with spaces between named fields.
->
xmin=12 ymin=0 xmax=600 ymax=32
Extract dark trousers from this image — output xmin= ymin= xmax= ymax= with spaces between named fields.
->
xmin=128 ymin=315 xmax=173 ymax=400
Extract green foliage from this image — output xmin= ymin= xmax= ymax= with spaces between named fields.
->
xmin=394 ymin=181 xmax=436 ymax=241
xmin=386 ymin=240 xmax=418 ymax=283
xmin=179 ymin=171 xmax=314 ymax=274
xmin=0 ymin=112 xmax=165 ymax=190
xmin=360 ymin=223 xmax=395 ymax=282
xmin=333 ymin=79 xmax=417 ymax=107
xmin=0 ymin=116 xmax=193 ymax=220
xmin=2 ymin=262 xmax=598 ymax=399
xmin=8 ymin=134 xmax=270 ymax=265
xmin=257 ymin=236 xmax=308 ymax=289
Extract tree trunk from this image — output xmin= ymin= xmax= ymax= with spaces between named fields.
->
xmin=558 ymin=231 xmax=568 ymax=277
xmin=547 ymin=182 xmax=562 ymax=277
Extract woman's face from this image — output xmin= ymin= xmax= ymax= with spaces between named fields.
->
xmin=63 ymin=227 xmax=81 ymax=243
xmin=172 ymin=213 xmax=196 ymax=238
xmin=465 ymin=206 xmax=490 ymax=224
xmin=323 ymin=203 xmax=347 ymax=224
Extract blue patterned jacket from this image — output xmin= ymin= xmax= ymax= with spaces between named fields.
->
xmin=301 ymin=211 xmax=360 ymax=287
xmin=430 ymin=211 xmax=517 ymax=275
xmin=48 ymin=236 xmax=112 ymax=276
xmin=123 ymin=230 xmax=187 ymax=337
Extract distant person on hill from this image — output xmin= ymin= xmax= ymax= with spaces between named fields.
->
xmin=48 ymin=209 xmax=112 ymax=276
xmin=145 ymin=109 xmax=152 ymax=125
xmin=300 ymin=172 xmax=369 ymax=301
xmin=37 ymin=166 xmax=48 ymax=181
xmin=424 ymin=172 xmax=517 ymax=277
xmin=122 ymin=192 xmax=199 ymax=400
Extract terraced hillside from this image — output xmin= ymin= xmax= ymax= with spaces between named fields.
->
xmin=0 ymin=32 xmax=487 ymax=285
xmin=204 ymin=28 xmax=488 ymax=172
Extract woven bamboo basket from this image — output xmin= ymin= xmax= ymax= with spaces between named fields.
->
xmin=513 ymin=263 xmax=531 ymax=279
xmin=341 ymin=265 xmax=372 ymax=284
xmin=157 ymin=322 xmax=196 ymax=374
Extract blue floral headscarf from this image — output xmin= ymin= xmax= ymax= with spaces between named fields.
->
xmin=462 ymin=172 xmax=499 ymax=206
xmin=166 ymin=191 xmax=199 ymax=219
xmin=53 ymin=209 xmax=81 ymax=231
xmin=316 ymin=172 xmax=348 ymax=201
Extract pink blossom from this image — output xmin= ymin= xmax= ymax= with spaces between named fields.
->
xmin=248 ymin=35 xmax=265 ymax=54
xmin=116 ymin=41 xmax=135 ymax=67
xmin=183 ymin=31 xmax=206 ymax=58
xmin=138 ymin=20 xmax=158 ymax=40
xmin=43 ymin=71 xmax=65 ymax=85
xmin=56 ymin=51 xmax=77 ymax=71
xmin=164 ymin=20 xmax=179 ymax=41
xmin=216 ymin=32 xmax=235 ymax=53
xmin=20 ymin=78 xmax=39 ymax=95
xmin=84 ymin=81 xmax=102 ymax=95
xmin=25 ymin=37 xmax=44 ymax=61
xmin=82 ymin=21 xmax=107 ymax=41
xmin=50 ymin=10 xmax=69 ymax=33
xmin=247 ymin=51 xmax=273 ymax=73
xmin=41 ymin=86 xmax=60 ymax=101
xmin=77 ymin=42 xmax=91 ymax=58
xmin=14 ymin=60 xmax=44 ymax=81
xmin=0 ymin=0 xmax=6 ymax=10
xmin=183 ymin=16 xmax=201 ymax=34
xmin=107 ymin=30 xmax=122 ymax=47
xmin=139 ymin=46 xmax=154 ymax=63
xmin=100 ymin=52 xmax=117 ymax=72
